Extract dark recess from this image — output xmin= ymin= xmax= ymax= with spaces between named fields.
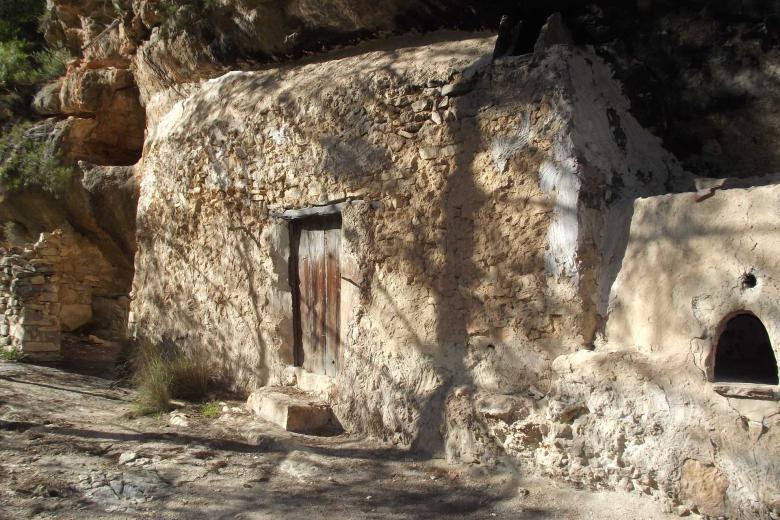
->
xmin=715 ymin=313 xmax=778 ymax=385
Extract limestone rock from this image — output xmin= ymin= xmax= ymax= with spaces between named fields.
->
xmin=118 ymin=452 xmax=137 ymax=465
xmin=32 ymin=80 xmax=64 ymax=116
xmin=679 ymin=460 xmax=729 ymax=517
xmin=60 ymin=303 xmax=92 ymax=332
xmin=534 ymin=13 xmax=574 ymax=53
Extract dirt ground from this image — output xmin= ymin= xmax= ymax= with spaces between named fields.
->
xmin=0 ymin=357 xmax=682 ymax=520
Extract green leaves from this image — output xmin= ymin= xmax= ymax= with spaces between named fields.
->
xmin=0 ymin=41 xmax=68 ymax=89
xmin=0 ymin=0 xmax=45 ymax=43
xmin=0 ymin=122 xmax=73 ymax=194
xmin=0 ymin=40 xmax=35 ymax=88
xmin=0 ymin=1 xmax=72 ymax=195
xmin=160 ymin=0 xmax=219 ymax=31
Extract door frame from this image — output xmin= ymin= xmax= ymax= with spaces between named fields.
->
xmin=287 ymin=211 xmax=343 ymax=376
xmin=271 ymin=199 xmax=371 ymax=381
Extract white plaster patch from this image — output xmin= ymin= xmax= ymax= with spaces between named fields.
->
xmin=268 ymin=122 xmax=289 ymax=146
xmin=205 ymin=146 xmax=230 ymax=191
xmin=539 ymin=135 xmax=581 ymax=282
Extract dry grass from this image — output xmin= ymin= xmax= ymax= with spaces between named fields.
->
xmin=169 ymin=351 xmax=210 ymax=400
xmin=131 ymin=341 xmax=211 ymax=415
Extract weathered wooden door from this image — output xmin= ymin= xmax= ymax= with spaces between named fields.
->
xmin=291 ymin=215 xmax=341 ymax=377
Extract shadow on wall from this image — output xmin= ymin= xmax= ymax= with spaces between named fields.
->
xmin=138 ymin=35 xmax=604 ymax=440
xmin=130 ymin=37 xmax=780 ymax=505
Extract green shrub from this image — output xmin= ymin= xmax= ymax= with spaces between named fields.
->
xmin=31 ymin=47 xmax=68 ymax=82
xmin=0 ymin=0 xmax=45 ymax=43
xmin=0 ymin=41 xmax=69 ymax=88
xmin=200 ymin=401 xmax=220 ymax=419
xmin=0 ymin=122 xmax=73 ymax=194
xmin=160 ymin=0 xmax=219 ymax=30
xmin=0 ymin=346 xmax=24 ymax=361
xmin=131 ymin=341 xmax=212 ymax=415
xmin=0 ymin=40 xmax=36 ymax=88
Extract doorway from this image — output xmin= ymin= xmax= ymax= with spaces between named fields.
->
xmin=290 ymin=214 xmax=342 ymax=377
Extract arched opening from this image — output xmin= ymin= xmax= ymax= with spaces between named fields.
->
xmin=714 ymin=313 xmax=778 ymax=385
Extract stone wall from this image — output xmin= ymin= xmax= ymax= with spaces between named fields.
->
xmin=132 ymin=35 xmax=678 ymax=451
xmin=478 ymin=183 xmax=780 ymax=519
xmin=0 ymin=251 xmax=60 ymax=360
xmin=0 ymin=226 xmax=130 ymax=359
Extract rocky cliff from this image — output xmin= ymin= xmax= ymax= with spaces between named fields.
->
xmin=6 ymin=0 xmax=779 ymax=250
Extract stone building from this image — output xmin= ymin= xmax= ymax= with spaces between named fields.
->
xmin=1 ymin=2 xmax=777 ymax=517
xmin=129 ymin=33 xmax=779 ymax=519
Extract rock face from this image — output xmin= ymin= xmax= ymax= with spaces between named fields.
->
xmin=38 ymin=1 xmax=780 ymax=180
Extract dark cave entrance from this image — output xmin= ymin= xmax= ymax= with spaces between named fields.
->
xmin=714 ymin=313 xmax=778 ymax=385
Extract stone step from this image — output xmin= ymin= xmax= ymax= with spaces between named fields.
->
xmin=246 ymin=386 xmax=340 ymax=435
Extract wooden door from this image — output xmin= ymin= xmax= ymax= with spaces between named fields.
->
xmin=291 ymin=215 xmax=341 ymax=377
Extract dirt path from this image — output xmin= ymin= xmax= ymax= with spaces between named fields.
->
xmin=0 ymin=361 xmax=681 ymax=520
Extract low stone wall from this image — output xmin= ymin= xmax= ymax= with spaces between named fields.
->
xmin=0 ymin=251 xmax=60 ymax=360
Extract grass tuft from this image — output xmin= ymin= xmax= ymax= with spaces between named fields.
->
xmin=200 ymin=401 xmax=220 ymax=419
xmin=0 ymin=347 xmax=24 ymax=361
xmin=131 ymin=341 xmax=211 ymax=416
xmin=169 ymin=351 xmax=210 ymax=400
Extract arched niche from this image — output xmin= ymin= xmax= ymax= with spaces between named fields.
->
xmin=713 ymin=312 xmax=778 ymax=385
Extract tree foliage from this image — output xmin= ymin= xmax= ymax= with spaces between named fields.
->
xmin=0 ymin=0 xmax=72 ymax=195
xmin=0 ymin=122 xmax=73 ymax=194
xmin=0 ymin=0 xmax=46 ymax=44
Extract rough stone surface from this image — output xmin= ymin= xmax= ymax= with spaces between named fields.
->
xmin=9 ymin=3 xmax=778 ymax=518
xmin=125 ymin=31 xmax=780 ymax=517
xmin=0 ymin=252 xmax=60 ymax=360
xmin=533 ymin=13 xmax=573 ymax=53
xmin=598 ymin=183 xmax=780 ymax=518
xmin=680 ymin=459 xmax=729 ymax=517
xmin=0 ymin=225 xmax=129 ymax=358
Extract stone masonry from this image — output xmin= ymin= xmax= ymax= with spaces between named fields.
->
xmin=0 ymin=226 xmax=125 ymax=359
xmin=0 ymin=251 xmax=60 ymax=360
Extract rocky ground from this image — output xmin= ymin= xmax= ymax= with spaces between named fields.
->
xmin=0 ymin=359 xmax=681 ymax=520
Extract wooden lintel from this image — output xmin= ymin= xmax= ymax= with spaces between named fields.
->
xmin=712 ymin=382 xmax=780 ymax=401
xmin=273 ymin=203 xmax=345 ymax=221
xmin=271 ymin=199 xmax=380 ymax=220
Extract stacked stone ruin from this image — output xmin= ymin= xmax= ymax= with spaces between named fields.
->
xmin=0 ymin=227 xmax=120 ymax=360
xmin=0 ymin=249 xmax=61 ymax=360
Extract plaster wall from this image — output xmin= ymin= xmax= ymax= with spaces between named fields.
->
xmin=588 ymin=185 xmax=780 ymax=518
xmin=133 ymin=34 xmax=676 ymax=433
xmin=127 ymin=33 xmax=780 ymax=517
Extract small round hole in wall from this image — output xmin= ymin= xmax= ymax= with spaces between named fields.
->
xmin=741 ymin=272 xmax=757 ymax=289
